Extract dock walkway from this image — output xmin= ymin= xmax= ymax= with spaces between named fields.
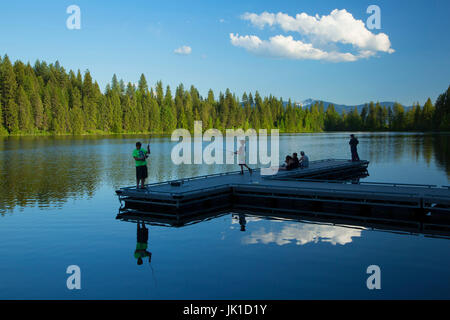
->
xmin=116 ymin=159 xmax=450 ymax=225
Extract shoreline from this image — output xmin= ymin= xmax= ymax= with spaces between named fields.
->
xmin=1 ymin=130 xmax=449 ymax=138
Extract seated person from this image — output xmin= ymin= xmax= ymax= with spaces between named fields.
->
xmin=299 ymin=151 xmax=309 ymax=168
xmin=280 ymin=155 xmax=295 ymax=170
xmin=292 ymin=153 xmax=300 ymax=169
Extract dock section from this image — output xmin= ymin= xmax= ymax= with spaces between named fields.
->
xmin=116 ymin=159 xmax=450 ymax=227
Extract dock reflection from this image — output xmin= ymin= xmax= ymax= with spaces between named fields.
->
xmin=116 ymin=203 xmax=450 ymax=241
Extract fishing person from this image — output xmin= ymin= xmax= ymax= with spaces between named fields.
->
xmin=133 ymin=141 xmax=150 ymax=189
xmin=235 ymin=139 xmax=252 ymax=175
xmin=135 ymin=222 xmax=152 ymax=266
xmin=349 ymin=134 xmax=360 ymax=161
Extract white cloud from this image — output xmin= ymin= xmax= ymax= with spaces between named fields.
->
xmin=233 ymin=9 xmax=394 ymax=62
xmin=242 ymin=10 xmax=394 ymax=53
xmin=174 ymin=45 xmax=192 ymax=55
xmin=230 ymin=33 xmax=358 ymax=62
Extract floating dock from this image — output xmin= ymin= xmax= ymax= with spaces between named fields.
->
xmin=116 ymin=159 xmax=450 ymax=227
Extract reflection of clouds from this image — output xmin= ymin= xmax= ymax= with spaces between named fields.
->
xmin=242 ymin=223 xmax=363 ymax=246
xmin=231 ymin=216 xmax=262 ymax=224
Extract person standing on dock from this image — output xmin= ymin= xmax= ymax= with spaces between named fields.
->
xmin=235 ymin=139 xmax=253 ymax=175
xmin=135 ymin=222 xmax=152 ymax=266
xmin=133 ymin=141 xmax=150 ymax=189
xmin=349 ymin=134 xmax=360 ymax=161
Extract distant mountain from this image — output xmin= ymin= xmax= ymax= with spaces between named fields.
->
xmin=295 ymin=99 xmax=412 ymax=114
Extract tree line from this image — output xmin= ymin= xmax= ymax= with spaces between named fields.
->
xmin=0 ymin=54 xmax=449 ymax=135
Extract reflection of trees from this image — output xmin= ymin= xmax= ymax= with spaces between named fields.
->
xmin=0 ymin=136 xmax=103 ymax=213
xmin=432 ymin=134 xmax=450 ymax=179
xmin=1 ymin=133 xmax=449 ymax=214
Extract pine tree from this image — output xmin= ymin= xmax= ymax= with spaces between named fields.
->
xmin=16 ymin=86 xmax=33 ymax=133
xmin=138 ymin=74 xmax=148 ymax=94
xmin=434 ymin=86 xmax=449 ymax=131
xmin=0 ymin=55 xmax=19 ymax=133
xmin=161 ymin=85 xmax=176 ymax=132
xmin=421 ymin=98 xmax=434 ymax=131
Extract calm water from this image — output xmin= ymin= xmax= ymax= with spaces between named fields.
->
xmin=0 ymin=132 xmax=449 ymax=299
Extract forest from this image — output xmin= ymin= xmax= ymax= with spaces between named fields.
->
xmin=0 ymin=54 xmax=449 ymax=136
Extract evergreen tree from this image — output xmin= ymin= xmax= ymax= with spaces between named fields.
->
xmin=160 ymin=85 xmax=176 ymax=132
xmin=0 ymin=55 xmax=19 ymax=133
xmin=138 ymin=74 xmax=148 ymax=93
xmin=0 ymin=55 xmax=446 ymax=136
xmin=16 ymin=86 xmax=33 ymax=133
xmin=421 ymin=98 xmax=434 ymax=130
xmin=434 ymin=86 xmax=450 ymax=131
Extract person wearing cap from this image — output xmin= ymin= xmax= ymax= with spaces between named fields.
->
xmin=133 ymin=141 xmax=150 ymax=189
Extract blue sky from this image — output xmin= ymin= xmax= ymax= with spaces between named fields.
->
xmin=0 ymin=0 xmax=449 ymax=106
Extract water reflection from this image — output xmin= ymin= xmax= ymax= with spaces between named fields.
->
xmin=239 ymin=221 xmax=363 ymax=246
xmin=231 ymin=213 xmax=363 ymax=245
xmin=1 ymin=133 xmax=449 ymax=213
xmin=135 ymin=222 xmax=152 ymax=266
xmin=117 ymin=204 xmax=450 ymax=255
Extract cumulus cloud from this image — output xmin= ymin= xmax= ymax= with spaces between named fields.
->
xmin=230 ymin=33 xmax=358 ymax=62
xmin=174 ymin=45 xmax=192 ymax=55
xmin=232 ymin=9 xmax=394 ymax=62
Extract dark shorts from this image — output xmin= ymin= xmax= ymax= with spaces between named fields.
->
xmin=136 ymin=165 xmax=148 ymax=180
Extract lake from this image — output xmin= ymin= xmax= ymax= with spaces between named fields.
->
xmin=0 ymin=132 xmax=449 ymax=299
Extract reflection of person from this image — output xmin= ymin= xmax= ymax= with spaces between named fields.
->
xmin=349 ymin=134 xmax=360 ymax=161
xmin=239 ymin=213 xmax=247 ymax=232
xmin=235 ymin=140 xmax=252 ymax=175
xmin=135 ymin=222 xmax=152 ymax=265
xmin=133 ymin=142 xmax=150 ymax=189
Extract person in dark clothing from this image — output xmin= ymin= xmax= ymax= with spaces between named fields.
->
xmin=280 ymin=155 xmax=295 ymax=170
xmin=135 ymin=222 xmax=152 ymax=265
xmin=349 ymin=134 xmax=360 ymax=161
xmin=292 ymin=153 xmax=300 ymax=169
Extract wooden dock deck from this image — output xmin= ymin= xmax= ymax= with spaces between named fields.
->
xmin=116 ymin=159 xmax=450 ymax=225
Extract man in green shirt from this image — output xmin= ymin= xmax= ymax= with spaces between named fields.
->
xmin=133 ymin=141 xmax=150 ymax=189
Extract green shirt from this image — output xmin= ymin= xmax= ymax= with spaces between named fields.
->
xmin=133 ymin=148 xmax=148 ymax=167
